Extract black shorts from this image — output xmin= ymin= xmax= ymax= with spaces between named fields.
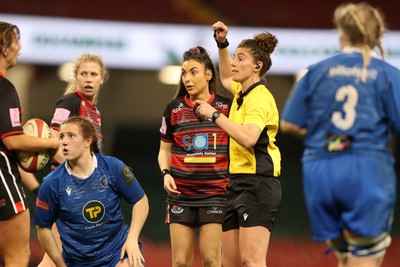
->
xmin=0 ymin=153 xmax=29 ymax=220
xmin=166 ymin=204 xmax=224 ymax=227
xmin=223 ymin=174 xmax=281 ymax=231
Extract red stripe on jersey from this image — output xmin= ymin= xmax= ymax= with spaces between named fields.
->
xmin=15 ymin=201 xmax=24 ymax=212
xmin=36 ymin=197 xmax=50 ymax=210
xmin=173 ymin=177 xmax=228 ymax=195
xmin=1 ymin=130 xmax=24 ymax=139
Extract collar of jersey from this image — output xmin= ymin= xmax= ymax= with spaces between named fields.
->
xmin=65 ymin=154 xmax=98 ymax=179
xmin=74 ymin=89 xmax=95 ymax=108
xmin=184 ymin=92 xmax=215 ymax=107
xmin=342 ymin=46 xmax=380 ymax=59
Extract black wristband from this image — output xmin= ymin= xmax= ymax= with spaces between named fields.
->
xmin=214 ymin=30 xmax=229 ymax=49
xmin=212 ymin=111 xmax=221 ymax=122
xmin=216 ymin=39 xmax=229 ymax=49
xmin=161 ymin=169 xmax=171 ymax=178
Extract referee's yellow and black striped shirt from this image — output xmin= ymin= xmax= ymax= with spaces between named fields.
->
xmin=229 ymin=82 xmax=281 ymax=177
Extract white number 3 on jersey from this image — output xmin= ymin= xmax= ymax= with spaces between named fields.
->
xmin=332 ymin=85 xmax=358 ymax=130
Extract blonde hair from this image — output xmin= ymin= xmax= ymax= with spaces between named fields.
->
xmin=334 ymin=2 xmax=386 ymax=82
xmin=64 ymin=54 xmax=109 ymax=105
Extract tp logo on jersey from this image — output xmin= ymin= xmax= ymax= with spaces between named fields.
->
xmin=83 ymin=200 xmax=105 ymax=223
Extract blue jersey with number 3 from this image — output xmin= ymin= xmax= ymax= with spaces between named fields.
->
xmin=282 ymin=48 xmax=400 ymax=157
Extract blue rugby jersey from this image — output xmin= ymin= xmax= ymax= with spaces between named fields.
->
xmin=282 ymin=48 xmax=400 ymax=157
xmin=33 ymin=153 xmax=145 ymax=265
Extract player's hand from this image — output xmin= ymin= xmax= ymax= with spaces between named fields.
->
xmin=194 ymin=100 xmax=217 ymax=121
xmin=212 ymin=21 xmax=228 ymax=43
xmin=120 ymin=241 xmax=145 ymax=267
xmin=48 ymin=137 xmax=60 ymax=157
xmin=163 ymin=175 xmax=181 ymax=197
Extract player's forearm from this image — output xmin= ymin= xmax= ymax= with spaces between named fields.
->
xmin=158 ymin=141 xmax=172 ymax=170
xmin=218 ymin=48 xmax=233 ymax=92
xmin=216 ymin=114 xmax=261 ymax=148
xmin=280 ymin=120 xmax=307 ymax=138
xmin=127 ymin=195 xmax=149 ymax=241
xmin=36 ymin=226 xmax=67 ymax=267
xmin=19 ymin=167 xmax=40 ymax=192
xmin=3 ymin=134 xmax=59 ymax=151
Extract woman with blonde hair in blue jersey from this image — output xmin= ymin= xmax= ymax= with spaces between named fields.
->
xmin=281 ymin=2 xmax=399 ymax=267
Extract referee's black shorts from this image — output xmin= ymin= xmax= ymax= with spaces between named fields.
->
xmin=223 ymin=174 xmax=281 ymax=231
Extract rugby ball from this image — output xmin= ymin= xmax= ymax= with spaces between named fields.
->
xmin=17 ymin=118 xmax=52 ymax=172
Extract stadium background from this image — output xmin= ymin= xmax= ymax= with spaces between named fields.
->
xmin=2 ymin=0 xmax=400 ymax=266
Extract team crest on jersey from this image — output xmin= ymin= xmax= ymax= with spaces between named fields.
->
xmin=82 ymin=200 xmax=105 ymax=223
xmin=121 ymin=166 xmax=136 ymax=185
xmin=171 ymin=205 xmax=184 ymax=214
xmin=100 ymin=176 xmax=108 ymax=188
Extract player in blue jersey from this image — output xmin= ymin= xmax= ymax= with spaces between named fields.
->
xmin=39 ymin=53 xmax=110 ymax=267
xmin=280 ymin=3 xmax=400 ymax=267
xmin=34 ymin=117 xmax=149 ymax=267
xmin=158 ymin=46 xmax=230 ymax=267
xmin=0 ymin=21 xmax=60 ymax=267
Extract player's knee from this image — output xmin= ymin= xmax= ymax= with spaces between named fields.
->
xmin=200 ymin=256 xmax=220 ymax=267
xmin=172 ymin=257 xmax=192 ymax=267
xmin=326 ymin=238 xmax=350 ymax=263
xmin=347 ymin=232 xmax=392 ymax=257
xmin=327 ymin=232 xmax=391 ymax=259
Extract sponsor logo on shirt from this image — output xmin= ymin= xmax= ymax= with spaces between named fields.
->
xmin=9 ymin=108 xmax=21 ymax=127
xmin=82 ymin=200 xmax=105 ymax=223
xmin=207 ymin=207 xmax=223 ymax=214
xmin=51 ymin=108 xmax=71 ymax=125
xmin=160 ymin=116 xmax=167 ymax=134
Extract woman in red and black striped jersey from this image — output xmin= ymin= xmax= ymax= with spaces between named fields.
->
xmin=195 ymin=22 xmax=282 ymax=267
xmin=0 ymin=21 xmax=59 ymax=266
xmin=158 ymin=46 xmax=231 ymax=267
xmin=38 ymin=54 xmax=109 ymax=267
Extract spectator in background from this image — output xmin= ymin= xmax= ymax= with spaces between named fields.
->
xmin=195 ymin=21 xmax=282 ymax=267
xmin=158 ymin=46 xmax=230 ymax=267
xmin=280 ymin=2 xmax=399 ymax=266
xmin=0 ymin=21 xmax=59 ymax=266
